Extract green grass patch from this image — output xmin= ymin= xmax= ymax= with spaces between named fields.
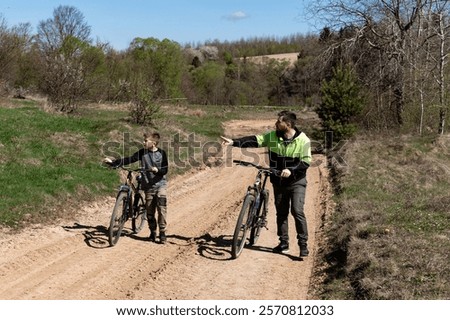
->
xmin=0 ymin=105 xmax=122 ymax=226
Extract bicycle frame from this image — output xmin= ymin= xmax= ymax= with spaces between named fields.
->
xmin=116 ymin=167 xmax=146 ymax=214
xmin=231 ymin=160 xmax=275 ymax=258
xmin=245 ymin=168 xmax=270 ymax=227
xmin=108 ymin=166 xmax=147 ymax=246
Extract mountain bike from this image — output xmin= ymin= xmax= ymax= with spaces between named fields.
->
xmin=107 ymin=166 xmax=147 ymax=246
xmin=231 ymin=160 xmax=278 ymax=259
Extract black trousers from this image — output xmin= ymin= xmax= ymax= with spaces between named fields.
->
xmin=273 ymin=179 xmax=308 ymax=245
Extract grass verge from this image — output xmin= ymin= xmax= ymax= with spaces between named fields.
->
xmin=316 ymin=133 xmax=450 ymax=299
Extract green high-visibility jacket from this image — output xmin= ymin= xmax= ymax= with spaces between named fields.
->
xmin=232 ymin=128 xmax=311 ymax=185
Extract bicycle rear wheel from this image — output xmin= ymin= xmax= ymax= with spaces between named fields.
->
xmin=231 ymin=193 xmax=255 ymax=259
xmin=109 ymin=192 xmax=129 ymax=246
xmin=249 ymin=190 xmax=269 ymax=245
xmin=132 ymin=193 xmax=146 ymax=234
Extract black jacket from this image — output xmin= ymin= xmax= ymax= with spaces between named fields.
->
xmin=111 ymin=148 xmax=168 ymax=189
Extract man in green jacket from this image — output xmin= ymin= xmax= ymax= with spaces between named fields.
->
xmin=221 ymin=110 xmax=312 ymax=258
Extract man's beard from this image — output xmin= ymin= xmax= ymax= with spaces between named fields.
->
xmin=275 ymin=129 xmax=287 ymax=138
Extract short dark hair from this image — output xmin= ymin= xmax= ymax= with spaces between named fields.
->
xmin=278 ymin=110 xmax=297 ymax=128
xmin=144 ymin=132 xmax=161 ymax=145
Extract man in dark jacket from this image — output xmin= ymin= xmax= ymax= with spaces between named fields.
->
xmin=221 ymin=111 xmax=311 ymax=257
xmin=104 ymin=132 xmax=169 ymax=244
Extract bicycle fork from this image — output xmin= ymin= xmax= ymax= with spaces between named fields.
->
xmin=132 ymin=192 xmax=147 ymax=220
xmin=256 ymin=189 xmax=269 ymax=229
xmin=117 ymin=185 xmax=132 ymax=218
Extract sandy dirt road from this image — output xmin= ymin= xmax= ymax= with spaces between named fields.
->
xmin=0 ymin=119 xmax=329 ymax=300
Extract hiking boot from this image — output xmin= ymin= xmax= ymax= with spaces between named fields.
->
xmin=159 ymin=231 xmax=166 ymax=244
xmin=273 ymin=241 xmax=289 ymax=253
xmin=299 ymin=243 xmax=309 ymax=257
xmin=149 ymin=231 xmax=156 ymax=242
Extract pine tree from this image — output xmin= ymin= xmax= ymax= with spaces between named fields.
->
xmin=317 ymin=63 xmax=364 ymax=140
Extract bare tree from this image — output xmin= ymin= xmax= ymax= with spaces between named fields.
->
xmin=0 ymin=15 xmax=32 ymax=95
xmin=36 ymin=6 xmax=91 ymax=54
xmin=432 ymin=3 xmax=450 ymax=134
xmin=310 ymin=0 xmax=429 ymax=126
xmin=406 ymin=1 xmax=450 ymax=134
xmin=35 ymin=5 xmax=95 ymax=112
xmin=412 ymin=6 xmax=435 ymax=135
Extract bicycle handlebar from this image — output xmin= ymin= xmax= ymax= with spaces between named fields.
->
xmin=232 ymin=160 xmax=280 ymax=176
xmin=112 ymin=165 xmax=144 ymax=172
xmin=105 ymin=164 xmax=151 ymax=184
xmin=104 ymin=163 xmax=151 ymax=173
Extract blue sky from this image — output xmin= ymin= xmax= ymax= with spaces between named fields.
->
xmin=0 ymin=0 xmax=318 ymax=50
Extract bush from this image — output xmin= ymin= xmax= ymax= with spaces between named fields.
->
xmin=129 ymin=88 xmax=161 ymax=126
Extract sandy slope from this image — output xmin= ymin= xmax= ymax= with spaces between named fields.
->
xmin=0 ymin=119 xmax=329 ymax=300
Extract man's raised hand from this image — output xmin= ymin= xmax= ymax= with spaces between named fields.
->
xmin=220 ymin=136 xmax=233 ymax=146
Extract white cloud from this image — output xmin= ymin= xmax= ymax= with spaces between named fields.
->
xmin=224 ymin=11 xmax=248 ymax=22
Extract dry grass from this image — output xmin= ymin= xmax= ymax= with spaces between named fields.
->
xmin=316 ymin=133 xmax=450 ymax=299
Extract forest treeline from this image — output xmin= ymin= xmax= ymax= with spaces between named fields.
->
xmin=1 ymin=1 xmax=449 ymax=136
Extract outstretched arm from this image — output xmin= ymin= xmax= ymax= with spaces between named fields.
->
xmin=221 ymin=135 xmax=259 ymax=148
xmin=104 ymin=150 xmax=142 ymax=167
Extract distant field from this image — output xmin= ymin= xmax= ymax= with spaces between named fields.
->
xmin=245 ymin=53 xmax=299 ymax=65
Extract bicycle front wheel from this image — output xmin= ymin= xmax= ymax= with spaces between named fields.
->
xmin=109 ymin=192 xmax=129 ymax=246
xmin=231 ymin=193 xmax=255 ymax=259
xmin=249 ymin=190 xmax=269 ymax=245
xmin=132 ymin=193 xmax=146 ymax=234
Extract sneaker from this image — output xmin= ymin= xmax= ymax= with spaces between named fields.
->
xmin=273 ymin=241 xmax=289 ymax=253
xmin=159 ymin=231 xmax=166 ymax=244
xmin=149 ymin=231 xmax=156 ymax=242
xmin=299 ymin=244 xmax=309 ymax=257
